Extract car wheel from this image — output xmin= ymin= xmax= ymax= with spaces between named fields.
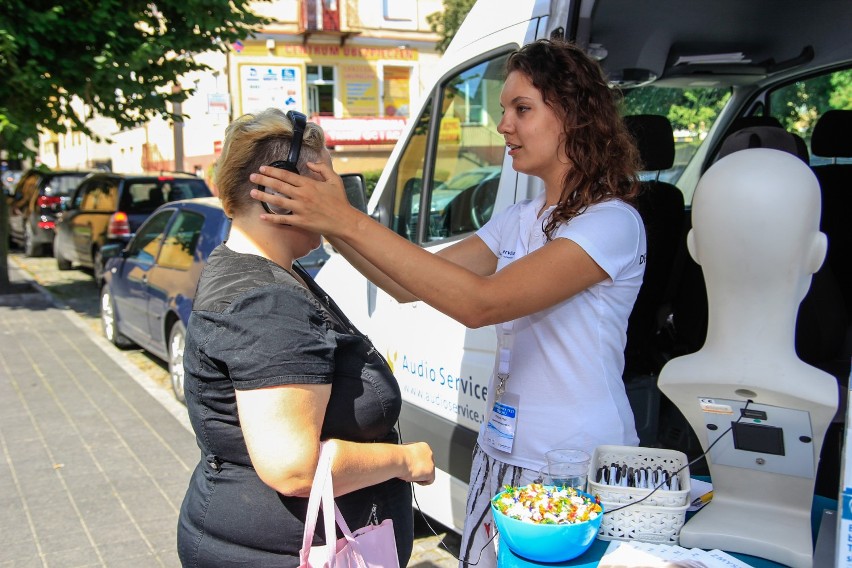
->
xmin=168 ymin=321 xmax=187 ymax=403
xmin=55 ymin=240 xmax=72 ymax=270
xmin=100 ymin=286 xmax=133 ymax=348
xmin=23 ymin=224 xmax=40 ymax=257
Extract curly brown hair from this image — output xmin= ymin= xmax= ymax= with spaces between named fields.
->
xmin=215 ymin=108 xmax=326 ymax=217
xmin=506 ymin=39 xmax=641 ymax=239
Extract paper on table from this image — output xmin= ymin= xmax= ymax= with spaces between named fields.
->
xmin=598 ymin=540 xmax=756 ymax=568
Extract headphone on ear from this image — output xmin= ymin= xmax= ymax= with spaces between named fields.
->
xmin=259 ymin=110 xmax=308 ymax=215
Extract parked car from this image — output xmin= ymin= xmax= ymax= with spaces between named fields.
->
xmin=6 ymin=169 xmax=92 ymax=256
xmin=100 ymin=197 xmax=230 ymax=402
xmin=54 ymin=171 xmax=212 ymax=283
xmin=100 ymin=197 xmax=330 ymax=402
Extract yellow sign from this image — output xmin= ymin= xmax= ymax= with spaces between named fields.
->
xmin=439 ymin=117 xmax=461 ymax=143
xmin=240 ymin=43 xmax=418 ymax=62
xmin=341 ymin=64 xmax=379 ymax=117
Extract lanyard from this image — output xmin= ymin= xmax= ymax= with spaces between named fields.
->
xmin=494 ymin=199 xmax=549 ymax=399
xmin=494 ymin=321 xmax=514 ymax=399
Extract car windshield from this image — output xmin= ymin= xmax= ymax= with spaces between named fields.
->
xmin=43 ymin=173 xmax=88 ymax=197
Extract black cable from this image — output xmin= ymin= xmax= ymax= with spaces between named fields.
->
xmin=603 ymin=399 xmax=753 ymax=515
xmin=398 ymin=394 xmax=754 ymax=560
xmin=397 ymin=419 xmax=497 ymax=566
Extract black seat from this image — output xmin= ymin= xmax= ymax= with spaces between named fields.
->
xmin=622 ymin=115 xmax=685 ymax=376
xmin=811 ymin=110 xmax=852 ymax=322
xmin=621 ymin=115 xmax=686 ymax=446
xmin=809 ymin=112 xmax=852 ymax=499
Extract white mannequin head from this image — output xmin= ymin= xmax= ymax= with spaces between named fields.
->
xmin=687 ymin=148 xmax=826 ymax=346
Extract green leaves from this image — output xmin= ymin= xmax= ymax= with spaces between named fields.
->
xmin=428 ymin=0 xmax=476 ymax=54
xmin=0 ymin=0 xmax=271 ymax=156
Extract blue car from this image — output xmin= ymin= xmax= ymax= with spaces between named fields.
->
xmin=100 ymin=197 xmax=331 ymax=402
xmin=100 ymin=198 xmax=230 ymax=402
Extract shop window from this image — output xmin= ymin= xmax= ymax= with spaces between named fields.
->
xmin=383 ymin=66 xmax=411 ymax=117
xmin=383 ymin=0 xmax=415 ymax=21
xmin=307 ymin=65 xmax=336 ymax=117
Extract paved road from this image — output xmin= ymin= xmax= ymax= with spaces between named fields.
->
xmin=5 ymin=251 xmax=459 ymax=568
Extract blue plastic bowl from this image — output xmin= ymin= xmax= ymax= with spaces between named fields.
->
xmin=490 ymin=486 xmax=603 ymax=563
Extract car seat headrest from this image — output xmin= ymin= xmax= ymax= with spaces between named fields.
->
xmin=623 ymin=114 xmax=675 ymax=171
xmin=716 ymin=126 xmax=809 ymax=164
xmin=727 ymin=115 xmax=783 ymax=134
xmin=811 ymin=109 xmax=852 ymax=158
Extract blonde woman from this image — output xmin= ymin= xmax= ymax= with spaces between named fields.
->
xmin=177 ymin=108 xmax=434 ymax=567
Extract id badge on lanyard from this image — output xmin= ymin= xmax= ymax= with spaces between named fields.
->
xmin=484 ymin=322 xmax=519 ymax=453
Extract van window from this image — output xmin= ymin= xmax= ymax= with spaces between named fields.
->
xmin=622 ymin=85 xmax=731 ymax=185
xmin=767 ymin=67 xmax=852 ymax=165
xmin=393 ymin=53 xmax=510 ymax=244
xmin=429 ymin=54 xmax=509 ymax=240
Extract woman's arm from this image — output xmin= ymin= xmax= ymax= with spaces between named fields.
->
xmin=236 ymin=384 xmax=434 ymax=498
xmin=325 ymin=233 xmax=499 ymax=304
xmin=250 ymin=163 xmax=607 ymax=327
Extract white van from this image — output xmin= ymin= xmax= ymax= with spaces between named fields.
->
xmin=316 ymin=0 xmax=852 ymax=533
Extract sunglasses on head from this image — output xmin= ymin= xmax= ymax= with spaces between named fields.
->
xmin=259 ymin=110 xmax=308 ymax=215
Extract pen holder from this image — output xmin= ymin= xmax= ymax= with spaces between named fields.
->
xmin=586 ymin=445 xmax=691 ymax=544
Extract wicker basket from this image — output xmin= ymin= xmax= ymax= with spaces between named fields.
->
xmin=597 ymin=500 xmax=689 ymax=544
xmin=587 ymin=445 xmax=691 ymax=544
xmin=587 ymin=445 xmax=690 ymax=507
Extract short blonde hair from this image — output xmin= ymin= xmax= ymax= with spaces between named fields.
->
xmin=215 ymin=108 xmax=326 ymax=217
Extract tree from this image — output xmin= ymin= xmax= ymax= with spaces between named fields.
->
xmin=427 ymin=0 xmax=476 ymax=54
xmin=0 ymin=1 xmax=269 ymax=158
xmin=0 ymin=1 xmax=268 ymax=293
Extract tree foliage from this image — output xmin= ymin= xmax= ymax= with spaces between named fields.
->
xmin=622 ymin=86 xmax=731 ymax=135
xmin=0 ymin=1 xmax=270 ymax=157
xmin=427 ymin=0 xmax=476 ymax=54
xmin=770 ymin=70 xmax=852 ymax=138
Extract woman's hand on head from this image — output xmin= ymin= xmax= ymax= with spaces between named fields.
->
xmin=250 ymin=161 xmax=359 ymax=237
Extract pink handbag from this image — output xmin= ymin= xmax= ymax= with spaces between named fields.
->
xmin=299 ymin=444 xmax=400 ymax=568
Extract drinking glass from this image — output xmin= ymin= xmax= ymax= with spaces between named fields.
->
xmin=539 ymin=461 xmax=589 ymax=491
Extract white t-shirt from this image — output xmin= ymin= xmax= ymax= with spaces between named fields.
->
xmin=475 ymin=194 xmax=646 ymax=470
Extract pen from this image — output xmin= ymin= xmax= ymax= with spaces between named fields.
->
xmin=691 ymin=491 xmax=713 ymax=507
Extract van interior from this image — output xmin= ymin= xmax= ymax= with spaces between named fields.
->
xmin=557 ymin=0 xmax=852 ymax=499
xmin=373 ymin=0 xmax=851 ymax=503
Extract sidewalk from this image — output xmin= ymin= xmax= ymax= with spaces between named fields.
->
xmin=0 ymin=263 xmax=197 ymax=567
xmin=0 ymin=260 xmax=459 ymax=568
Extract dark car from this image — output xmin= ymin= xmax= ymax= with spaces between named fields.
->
xmin=100 ymin=197 xmax=230 ymax=402
xmin=7 ymin=169 xmax=92 ymax=256
xmin=54 ymin=171 xmax=212 ymax=283
xmin=100 ymin=197 xmax=329 ymax=402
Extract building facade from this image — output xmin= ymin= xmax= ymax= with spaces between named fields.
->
xmin=39 ymin=0 xmax=444 ymax=187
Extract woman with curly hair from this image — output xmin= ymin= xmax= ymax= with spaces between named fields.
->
xmin=250 ymin=39 xmax=645 ymax=567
